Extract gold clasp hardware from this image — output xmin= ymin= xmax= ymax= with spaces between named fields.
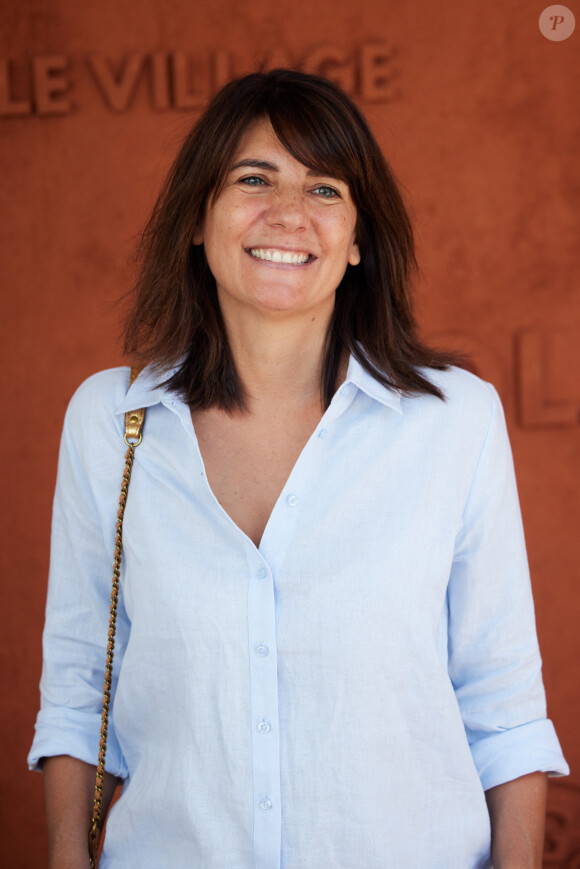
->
xmin=124 ymin=408 xmax=145 ymax=446
xmin=124 ymin=432 xmax=143 ymax=447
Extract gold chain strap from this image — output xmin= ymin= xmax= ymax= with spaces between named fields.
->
xmin=88 ymin=369 xmax=145 ymax=868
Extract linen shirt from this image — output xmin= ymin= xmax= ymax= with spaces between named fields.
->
xmin=29 ymin=357 xmax=568 ymax=869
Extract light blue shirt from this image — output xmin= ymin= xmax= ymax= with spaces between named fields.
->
xmin=29 ymin=357 xmax=568 ymax=869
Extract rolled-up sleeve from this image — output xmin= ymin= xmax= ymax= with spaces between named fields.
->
xmin=28 ymin=373 xmax=130 ymax=778
xmin=447 ymin=384 xmax=568 ymax=790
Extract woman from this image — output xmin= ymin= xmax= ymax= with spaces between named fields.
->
xmin=29 ymin=69 xmax=567 ymax=868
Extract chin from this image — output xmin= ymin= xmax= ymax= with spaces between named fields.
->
xmin=253 ymin=291 xmax=328 ymax=317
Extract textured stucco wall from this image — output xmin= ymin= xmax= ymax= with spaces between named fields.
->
xmin=1 ymin=1 xmax=578 ymax=864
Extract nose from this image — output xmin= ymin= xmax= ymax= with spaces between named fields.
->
xmin=266 ymin=187 xmax=308 ymax=232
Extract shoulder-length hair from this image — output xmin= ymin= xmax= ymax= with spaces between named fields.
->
xmin=124 ymin=68 xmax=459 ymax=408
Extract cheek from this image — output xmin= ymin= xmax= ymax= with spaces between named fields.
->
xmin=217 ymin=210 xmax=260 ymax=254
xmin=319 ymin=209 xmax=357 ymax=249
xmin=332 ymin=223 xmax=359 ymax=262
xmin=204 ymin=220 xmax=239 ymax=265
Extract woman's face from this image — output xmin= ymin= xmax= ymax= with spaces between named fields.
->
xmin=194 ymin=117 xmax=360 ymax=325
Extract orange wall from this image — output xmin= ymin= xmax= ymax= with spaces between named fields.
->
xmin=1 ymin=1 xmax=579 ymax=865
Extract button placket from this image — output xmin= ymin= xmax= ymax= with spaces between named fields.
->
xmin=247 ymin=402 xmax=345 ymax=868
xmin=247 ymin=558 xmax=281 ymax=869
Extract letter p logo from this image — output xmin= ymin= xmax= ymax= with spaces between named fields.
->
xmin=539 ymin=5 xmax=576 ymax=40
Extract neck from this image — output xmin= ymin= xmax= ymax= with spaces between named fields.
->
xmin=221 ymin=307 xmax=335 ymax=413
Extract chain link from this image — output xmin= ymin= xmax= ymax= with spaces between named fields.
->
xmin=88 ymin=442 xmax=137 ymax=867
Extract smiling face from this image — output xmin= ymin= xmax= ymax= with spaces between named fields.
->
xmin=194 ymin=118 xmax=360 ymax=326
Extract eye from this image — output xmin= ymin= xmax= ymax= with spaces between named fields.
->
xmin=238 ymin=175 xmax=267 ymax=187
xmin=312 ymin=185 xmax=341 ymax=199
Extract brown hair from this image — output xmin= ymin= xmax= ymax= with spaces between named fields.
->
xmin=124 ymin=68 xmax=460 ymax=408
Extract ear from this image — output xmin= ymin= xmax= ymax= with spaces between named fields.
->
xmin=348 ymin=242 xmax=360 ymax=267
xmin=192 ymin=224 xmax=204 ymax=245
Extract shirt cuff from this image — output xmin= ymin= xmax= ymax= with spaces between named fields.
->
xmin=27 ymin=706 xmax=128 ymax=778
xmin=471 ymin=718 xmax=569 ymax=790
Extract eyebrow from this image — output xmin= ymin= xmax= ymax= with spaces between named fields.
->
xmin=228 ymin=158 xmax=336 ymax=179
xmin=229 ymin=159 xmax=278 ymax=172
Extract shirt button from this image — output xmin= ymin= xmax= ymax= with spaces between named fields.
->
xmin=317 ymin=428 xmax=327 ymax=439
xmin=257 ymin=719 xmax=271 ymax=734
xmin=255 ymin=643 xmax=269 ymax=657
xmin=340 ymin=383 xmax=351 ymax=396
xmin=260 ymin=797 xmax=273 ymax=811
xmin=286 ymin=494 xmax=298 ymax=507
xmin=256 ymin=566 xmax=268 ymax=579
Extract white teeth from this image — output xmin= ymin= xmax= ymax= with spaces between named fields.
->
xmin=249 ymin=248 xmax=310 ymax=264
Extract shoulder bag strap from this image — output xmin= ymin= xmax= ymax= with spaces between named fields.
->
xmin=88 ymin=365 xmax=145 ymax=868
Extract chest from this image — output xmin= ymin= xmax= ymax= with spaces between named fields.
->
xmin=123 ymin=397 xmax=464 ymax=638
xmin=190 ymin=406 xmax=323 ymax=547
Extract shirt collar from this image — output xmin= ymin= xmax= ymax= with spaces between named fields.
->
xmin=115 ymin=364 xmax=173 ymax=414
xmin=115 ymin=355 xmax=404 ymax=416
xmin=344 ymin=354 xmax=403 ymax=415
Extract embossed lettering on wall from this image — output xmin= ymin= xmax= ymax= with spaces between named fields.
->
xmin=516 ymin=328 xmax=579 ymax=429
xmin=0 ymin=43 xmax=396 ymax=117
xmin=429 ymin=327 xmax=580 ymax=430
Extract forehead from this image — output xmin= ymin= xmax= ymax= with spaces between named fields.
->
xmin=228 ymin=118 xmax=302 ymax=168
xmin=226 ymin=116 xmax=350 ymax=182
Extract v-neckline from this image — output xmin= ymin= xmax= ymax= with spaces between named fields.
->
xmin=188 ymin=406 xmax=325 ymax=551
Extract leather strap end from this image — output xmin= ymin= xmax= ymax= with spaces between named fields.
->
xmin=125 ymin=364 xmax=146 ymax=443
xmin=125 ymin=407 xmax=145 ymax=442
